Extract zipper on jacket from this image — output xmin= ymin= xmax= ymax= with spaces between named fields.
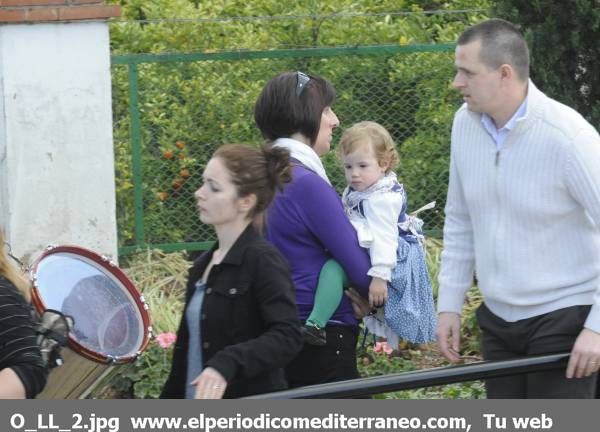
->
xmin=493 ymin=149 xmax=501 ymax=296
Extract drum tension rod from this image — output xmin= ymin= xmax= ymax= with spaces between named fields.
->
xmin=4 ymin=240 xmax=26 ymax=270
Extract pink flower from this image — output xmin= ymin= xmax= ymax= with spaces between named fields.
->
xmin=156 ymin=332 xmax=176 ymax=349
xmin=373 ymin=341 xmax=393 ymax=355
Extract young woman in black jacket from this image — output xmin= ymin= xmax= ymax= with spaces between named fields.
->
xmin=0 ymin=230 xmax=47 ymax=398
xmin=161 ymin=144 xmax=302 ymax=399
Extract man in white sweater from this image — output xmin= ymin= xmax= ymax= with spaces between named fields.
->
xmin=436 ymin=18 xmax=600 ymax=398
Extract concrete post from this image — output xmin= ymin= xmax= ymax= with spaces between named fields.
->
xmin=0 ymin=1 xmax=121 ymax=262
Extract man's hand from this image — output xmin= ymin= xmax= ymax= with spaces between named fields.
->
xmin=368 ymin=277 xmax=388 ymax=307
xmin=436 ymin=312 xmax=462 ymax=363
xmin=345 ymin=287 xmax=371 ymax=319
xmin=191 ymin=367 xmax=227 ymax=399
xmin=566 ymin=328 xmax=600 ymax=379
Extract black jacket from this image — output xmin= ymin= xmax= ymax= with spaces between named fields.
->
xmin=160 ymin=224 xmax=302 ymax=398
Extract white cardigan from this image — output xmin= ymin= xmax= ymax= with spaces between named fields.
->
xmin=437 ymin=81 xmax=600 ymax=332
xmin=343 ymin=175 xmax=404 ymax=282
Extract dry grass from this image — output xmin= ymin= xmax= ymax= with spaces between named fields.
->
xmin=424 ymin=237 xmax=443 ymax=298
xmin=120 ymin=249 xmax=190 ymax=335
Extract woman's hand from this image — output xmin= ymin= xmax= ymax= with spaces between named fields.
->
xmin=344 ymin=287 xmax=372 ymax=319
xmin=191 ymin=367 xmax=227 ymax=399
xmin=368 ymin=277 xmax=388 ymax=307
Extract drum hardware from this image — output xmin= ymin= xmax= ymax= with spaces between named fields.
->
xmin=101 ymin=255 xmax=118 ymax=267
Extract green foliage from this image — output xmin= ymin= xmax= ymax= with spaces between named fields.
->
xmin=356 ymin=340 xmax=484 ymax=399
xmin=492 ymin=0 xmax=600 ymax=127
xmin=108 ymin=1 xmax=491 ymax=53
xmin=109 ymin=2 xmax=492 ymax=249
xmin=121 ymin=340 xmax=174 ymax=399
xmin=392 ymin=53 xmax=460 ymax=229
xmin=358 ymin=345 xmax=417 ymax=378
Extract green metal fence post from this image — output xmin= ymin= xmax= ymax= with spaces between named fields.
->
xmin=127 ymin=62 xmax=146 ymax=250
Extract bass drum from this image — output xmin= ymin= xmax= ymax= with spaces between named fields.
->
xmin=30 ymin=245 xmax=151 ymax=399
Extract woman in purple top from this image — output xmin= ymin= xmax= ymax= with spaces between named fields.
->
xmin=254 ymin=71 xmax=372 ymax=388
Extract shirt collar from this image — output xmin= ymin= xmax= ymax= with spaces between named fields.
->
xmin=481 ymin=87 xmax=529 ymax=134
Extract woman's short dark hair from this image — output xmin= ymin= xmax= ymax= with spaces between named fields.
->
xmin=254 ymin=71 xmax=336 ymax=146
xmin=214 ymin=144 xmax=292 ymax=219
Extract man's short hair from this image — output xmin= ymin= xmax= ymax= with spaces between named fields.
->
xmin=458 ymin=18 xmax=530 ymax=81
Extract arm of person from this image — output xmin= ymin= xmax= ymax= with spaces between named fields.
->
xmin=203 ymin=247 xmax=303 ymax=385
xmin=344 ymin=287 xmax=373 ymax=319
xmin=296 ymin=174 xmax=371 ymax=296
xmin=363 ymin=191 xmax=403 ymax=306
xmin=564 ymin=127 xmax=600 ymax=378
xmin=0 ymin=281 xmax=48 ymax=398
xmin=437 ymin=128 xmax=477 ymax=362
xmin=3 ymin=363 xmax=47 ymax=399
xmin=0 ymin=368 xmax=26 ymax=399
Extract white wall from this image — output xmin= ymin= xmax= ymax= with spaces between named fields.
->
xmin=0 ymin=22 xmax=117 ymax=263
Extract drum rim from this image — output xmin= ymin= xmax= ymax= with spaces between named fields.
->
xmin=29 ymin=244 xmax=151 ymax=365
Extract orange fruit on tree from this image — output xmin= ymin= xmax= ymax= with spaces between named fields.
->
xmin=175 ymin=140 xmax=186 ymax=149
xmin=172 ymin=179 xmax=183 ymax=191
xmin=180 ymin=169 xmax=190 ymax=178
xmin=162 ymin=150 xmax=174 ymax=160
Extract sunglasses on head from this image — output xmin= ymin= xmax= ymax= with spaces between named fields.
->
xmin=295 ymin=71 xmax=310 ymax=96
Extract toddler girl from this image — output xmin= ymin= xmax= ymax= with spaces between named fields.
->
xmin=303 ymin=121 xmax=436 ymax=348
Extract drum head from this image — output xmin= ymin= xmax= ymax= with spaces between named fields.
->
xmin=30 ymin=246 xmax=150 ymax=364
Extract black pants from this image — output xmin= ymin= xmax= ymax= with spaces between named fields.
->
xmin=476 ymin=303 xmax=597 ymax=398
xmin=285 ymin=325 xmax=359 ymax=389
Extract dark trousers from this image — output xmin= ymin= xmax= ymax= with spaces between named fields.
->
xmin=476 ymin=303 xmax=597 ymax=398
xmin=285 ymin=325 xmax=359 ymax=388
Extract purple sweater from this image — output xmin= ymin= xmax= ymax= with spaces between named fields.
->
xmin=266 ymin=164 xmax=371 ymax=326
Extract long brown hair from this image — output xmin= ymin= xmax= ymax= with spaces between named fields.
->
xmin=0 ymin=229 xmax=31 ymax=302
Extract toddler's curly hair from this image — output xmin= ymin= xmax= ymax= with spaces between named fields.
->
xmin=338 ymin=121 xmax=399 ymax=173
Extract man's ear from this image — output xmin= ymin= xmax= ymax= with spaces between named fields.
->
xmin=499 ymin=63 xmax=513 ymax=80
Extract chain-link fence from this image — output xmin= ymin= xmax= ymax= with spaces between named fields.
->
xmin=112 ymin=44 xmax=461 ymax=256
